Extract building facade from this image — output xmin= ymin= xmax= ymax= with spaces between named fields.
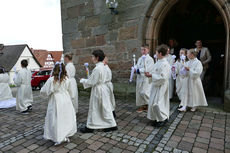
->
xmin=0 ymin=44 xmax=41 ymax=84
xmin=61 ymin=0 xmax=230 ymax=111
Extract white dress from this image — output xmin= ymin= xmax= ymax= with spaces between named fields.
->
xmin=166 ymin=54 xmax=175 ymax=99
xmin=41 ymin=77 xmax=77 ymax=143
xmin=105 ymin=65 xmax=116 ymax=111
xmin=80 ymin=62 xmax=117 ymax=129
xmin=175 ymin=60 xmax=187 ymax=100
xmin=0 ymin=73 xmax=16 ymax=108
xmin=180 ymin=58 xmax=208 ymax=107
xmin=66 ymin=62 xmax=79 ymax=113
xmin=147 ymin=58 xmax=170 ymax=122
xmin=14 ymin=68 xmax=33 ymax=112
xmin=136 ymin=54 xmax=155 ymax=106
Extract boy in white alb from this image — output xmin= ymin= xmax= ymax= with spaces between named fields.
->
xmin=64 ymin=53 xmax=79 ymax=114
xmin=14 ymin=60 xmax=33 ymax=114
xmin=145 ymin=44 xmax=171 ymax=127
xmin=80 ymin=50 xmax=117 ymax=133
xmin=135 ymin=44 xmax=154 ymax=112
xmin=103 ymin=57 xmax=116 ymax=117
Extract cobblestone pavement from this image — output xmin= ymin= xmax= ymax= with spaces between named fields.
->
xmin=0 ymin=91 xmax=230 ymax=153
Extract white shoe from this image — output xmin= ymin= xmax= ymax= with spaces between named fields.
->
xmin=65 ymin=138 xmax=70 ymax=143
xmin=178 ymin=106 xmax=186 ymax=112
xmin=190 ymin=107 xmax=197 ymax=112
xmin=54 ymin=142 xmax=62 ymax=146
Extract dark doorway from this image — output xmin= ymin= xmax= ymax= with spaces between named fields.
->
xmin=159 ymin=0 xmax=226 ymax=100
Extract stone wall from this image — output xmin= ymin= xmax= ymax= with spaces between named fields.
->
xmin=61 ymin=0 xmax=152 ymax=82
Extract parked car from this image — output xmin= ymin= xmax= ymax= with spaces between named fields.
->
xmin=31 ymin=70 xmax=51 ymax=90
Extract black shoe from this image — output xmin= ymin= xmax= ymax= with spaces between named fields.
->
xmin=80 ymin=127 xmax=94 ymax=133
xmin=113 ymin=111 xmax=116 ymax=118
xmin=178 ymin=105 xmax=182 ymax=109
xmin=151 ymin=120 xmax=157 ymax=126
xmin=103 ymin=126 xmax=118 ymax=132
xmin=154 ymin=119 xmax=168 ymax=127
xmin=21 ymin=110 xmax=29 ymax=114
xmin=27 ymin=105 xmax=32 ymax=112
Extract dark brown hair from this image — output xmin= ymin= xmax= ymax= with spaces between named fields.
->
xmin=0 ymin=67 xmax=5 ymax=74
xmin=178 ymin=48 xmax=189 ymax=62
xmin=52 ymin=63 xmax=67 ymax=83
xmin=142 ymin=44 xmax=149 ymax=49
xmin=156 ymin=44 xmax=168 ymax=56
xmin=21 ymin=59 xmax=28 ymax=67
xmin=92 ymin=49 xmax=105 ymax=62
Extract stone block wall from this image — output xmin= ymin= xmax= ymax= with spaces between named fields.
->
xmin=61 ymin=0 xmax=151 ymax=82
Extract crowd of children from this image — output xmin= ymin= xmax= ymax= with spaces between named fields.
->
xmin=0 ymin=44 xmax=208 ymax=145
xmin=135 ymin=44 xmax=208 ymax=127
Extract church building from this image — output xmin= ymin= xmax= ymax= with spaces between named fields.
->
xmin=61 ymin=0 xmax=230 ymax=111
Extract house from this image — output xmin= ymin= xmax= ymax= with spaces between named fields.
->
xmin=31 ymin=49 xmax=63 ymax=70
xmin=0 ymin=44 xmax=41 ymax=84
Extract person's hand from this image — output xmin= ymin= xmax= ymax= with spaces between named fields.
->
xmin=145 ymin=72 xmax=152 ymax=77
xmin=185 ymin=67 xmax=190 ymax=71
xmin=134 ymin=68 xmax=137 ymax=72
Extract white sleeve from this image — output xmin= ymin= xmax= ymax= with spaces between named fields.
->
xmin=40 ymin=78 xmax=54 ymax=96
xmin=151 ymin=64 xmax=169 ymax=86
xmin=14 ymin=72 xmax=22 ymax=86
xmin=80 ymin=68 xmax=100 ymax=89
xmin=189 ymin=62 xmax=203 ymax=79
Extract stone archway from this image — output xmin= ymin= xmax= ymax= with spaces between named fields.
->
xmin=140 ymin=0 xmax=230 ymax=111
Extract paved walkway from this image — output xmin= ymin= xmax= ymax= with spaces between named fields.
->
xmin=0 ymin=91 xmax=229 ymax=153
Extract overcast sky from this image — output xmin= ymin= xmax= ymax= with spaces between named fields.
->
xmin=0 ymin=0 xmax=63 ymax=50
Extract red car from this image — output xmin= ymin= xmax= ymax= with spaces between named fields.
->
xmin=31 ymin=70 xmax=51 ymax=90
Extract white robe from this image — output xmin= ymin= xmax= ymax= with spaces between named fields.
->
xmin=105 ymin=65 xmax=116 ymax=111
xmin=175 ymin=60 xmax=187 ymax=100
xmin=147 ymin=58 xmax=170 ymax=122
xmin=80 ymin=62 xmax=117 ymax=129
xmin=66 ymin=62 xmax=79 ymax=113
xmin=180 ymin=58 xmax=208 ymax=107
xmin=0 ymin=73 xmax=16 ymax=108
xmin=166 ymin=54 xmax=175 ymax=99
xmin=0 ymin=73 xmax=13 ymax=101
xmin=41 ymin=77 xmax=77 ymax=143
xmin=136 ymin=54 xmax=155 ymax=106
xmin=14 ymin=68 xmax=33 ymax=112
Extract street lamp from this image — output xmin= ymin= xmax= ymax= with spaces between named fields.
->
xmin=106 ymin=0 xmax=118 ymax=15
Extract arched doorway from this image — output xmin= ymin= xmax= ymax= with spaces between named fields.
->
xmin=142 ymin=0 xmax=230 ymax=109
xmin=159 ymin=0 xmax=225 ymax=99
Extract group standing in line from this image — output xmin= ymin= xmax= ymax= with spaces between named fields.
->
xmin=0 ymin=40 xmax=210 ymax=145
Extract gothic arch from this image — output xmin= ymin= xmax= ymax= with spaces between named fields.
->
xmin=140 ymin=0 xmax=230 ymax=89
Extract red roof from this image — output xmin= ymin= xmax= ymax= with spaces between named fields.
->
xmin=49 ymin=51 xmax=63 ymax=63
xmin=31 ymin=49 xmax=63 ymax=67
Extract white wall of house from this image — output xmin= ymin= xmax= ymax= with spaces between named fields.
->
xmin=9 ymin=46 xmax=40 ymax=84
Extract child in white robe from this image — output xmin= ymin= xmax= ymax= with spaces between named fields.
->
xmin=0 ymin=67 xmax=16 ymax=108
xmin=178 ymin=49 xmax=208 ymax=112
xmin=145 ymin=44 xmax=171 ymax=127
xmin=14 ymin=60 xmax=33 ymax=114
xmin=80 ymin=50 xmax=117 ymax=133
xmin=103 ymin=57 xmax=116 ymax=117
xmin=135 ymin=44 xmax=155 ymax=112
xmin=64 ymin=52 xmax=79 ymax=114
xmin=166 ymin=48 xmax=176 ymax=99
xmin=41 ymin=62 xmax=77 ymax=145
xmin=175 ymin=49 xmax=188 ymax=101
